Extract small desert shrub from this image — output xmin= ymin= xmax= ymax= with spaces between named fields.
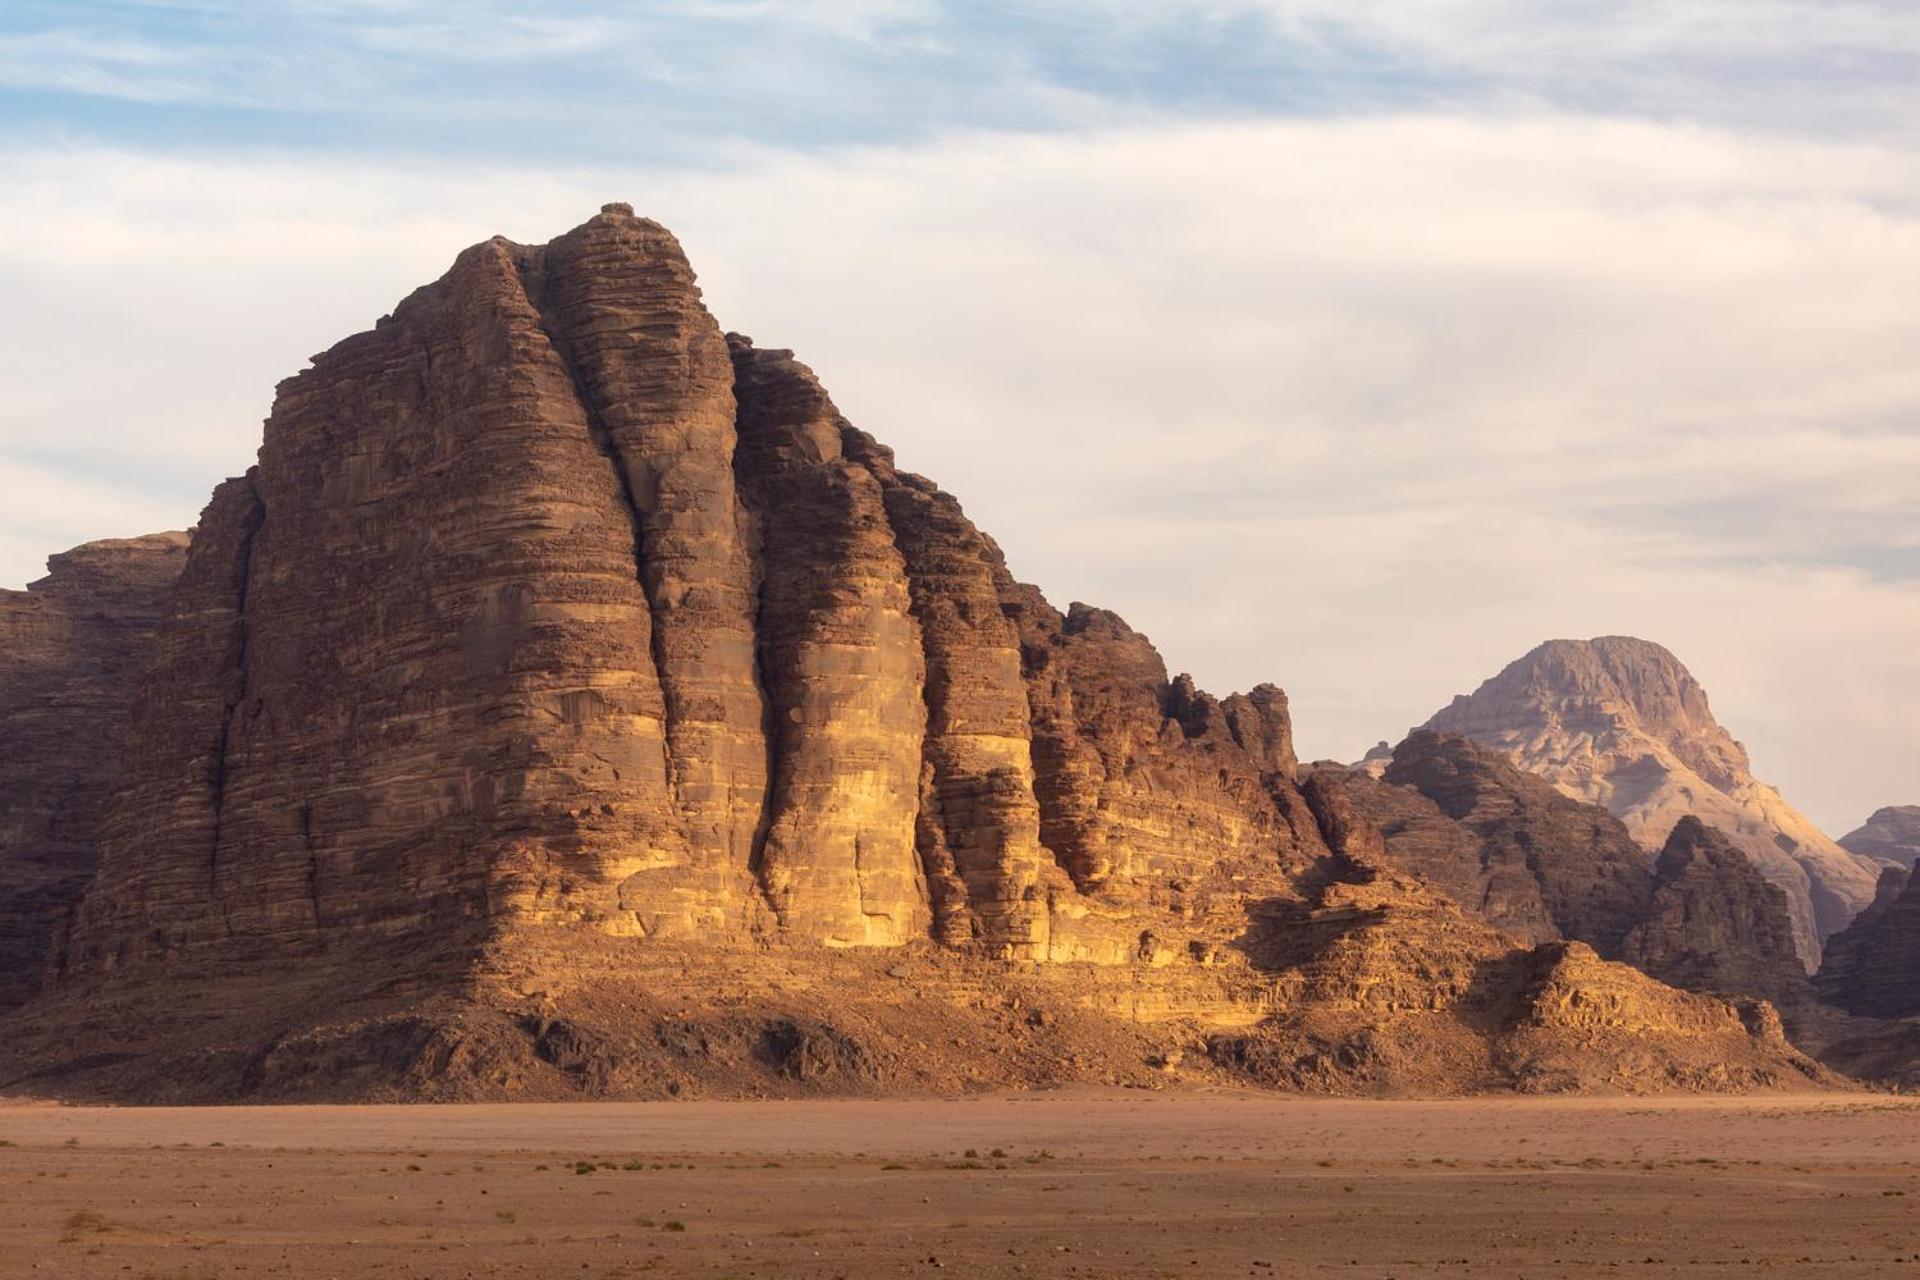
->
xmin=59 ymin=1209 xmax=113 ymax=1243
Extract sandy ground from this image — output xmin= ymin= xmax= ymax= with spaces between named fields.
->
xmin=1 ymin=1089 xmax=1917 ymax=1278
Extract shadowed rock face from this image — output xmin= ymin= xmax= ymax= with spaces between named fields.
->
xmin=1840 ymin=807 xmax=1920 ymax=870
xmin=1373 ymin=731 xmax=1655 ymax=954
xmin=1815 ymin=867 xmax=1920 ymax=1018
xmin=1419 ymin=636 xmax=1880 ymax=966
xmin=1621 ymin=817 xmax=1812 ymax=1012
xmin=1335 ymin=734 xmax=1814 ymax=1018
xmin=0 ymin=534 xmax=187 ymax=1010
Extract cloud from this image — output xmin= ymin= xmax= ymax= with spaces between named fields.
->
xmin=2 ymin=0 xmax=1914 ymax=150
xmin=0 ymin=112 xmax=1915 ymax=832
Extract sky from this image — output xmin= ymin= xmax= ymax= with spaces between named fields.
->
xmin=1 ymin=1 xmax=1916 ymax=833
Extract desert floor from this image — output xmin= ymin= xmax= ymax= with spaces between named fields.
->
xmin=1 ymin=1089 xmax=1916 ymax=1278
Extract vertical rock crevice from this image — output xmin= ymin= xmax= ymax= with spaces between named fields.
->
xmin=206 ymin=470 xmax=265 ymax=908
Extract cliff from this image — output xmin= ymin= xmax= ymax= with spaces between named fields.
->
xmin=0 ymin=534 xmax=187 ymax=1010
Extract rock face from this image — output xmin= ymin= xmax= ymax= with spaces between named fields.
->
xmin=0 ymin=534 xmax=188 ymax=1011
xmin=1366 ymin=730 xmax=1655 ymax=954
xmin=1620 ymin=817 xmax=1811 ymax=1012
xmin=1815 ymin=866 xmax=1920 ymax=1018
xmin=0 ymin=209 xmax=1829 ymax=1101
xmin=1419 ymin=637 xmax=1880 ymax=966
xmin=1839 ymin=806 xmax=1920 ymax=870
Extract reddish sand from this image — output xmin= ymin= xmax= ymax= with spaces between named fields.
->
xmin=2 ymin=1089 xmax=1916 ymax=1277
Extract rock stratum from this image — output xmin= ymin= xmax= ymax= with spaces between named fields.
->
xmin=1419 ymin=636 xmax=1881 ymax=967
xmin=0 ymin=209 xmax=1852 ymax=1100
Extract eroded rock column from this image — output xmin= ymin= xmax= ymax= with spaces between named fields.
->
xmin=729 ymin=339 xmax=930 ymax=945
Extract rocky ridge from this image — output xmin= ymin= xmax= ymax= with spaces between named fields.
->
xmin=1331 ymin=734 xmax=1812 ymax=1016
xmin=0 ymin=209 xmax=1839 ymax=1100
xmin=1815 ymin=866 xmax=1920 ymax=1019
xmin=1419 ymin=636 xmax=1881 ymax=966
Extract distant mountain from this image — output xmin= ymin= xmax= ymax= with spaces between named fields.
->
xmin=1417 ymin=636 xmax=1881 ymax=967
xmin=1840 ymin=806 xmax=1920 ymax=870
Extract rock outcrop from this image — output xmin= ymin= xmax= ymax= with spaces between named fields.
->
xmin=0 ymin=534 xmax=187 ymax=1011
xmin=1208 ymin=775 xmax=1831 ymax=1094
xmin=1620 ymin=817 xmax=1812 ymax=1012
xmin=1331 ymin=733 xmax=1813 ymax=1015
xmin=1366 ymin=730 xmax=1655 ymax=954
xmin=1418 ymin=636 xmax=1880 ymax=966
xmin=0 ymin=209 xmax=1833 ymax=1101
xmin=1840 ymin=806 xmax=1920 ymax=870
xmin=1814 ymin=866 xmax=1920 ymax=1019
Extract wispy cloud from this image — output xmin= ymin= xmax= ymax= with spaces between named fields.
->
xmin=2 ymin=0 xmax=1915 ymax=152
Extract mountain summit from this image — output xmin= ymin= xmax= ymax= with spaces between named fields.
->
xmin=1420 ymin=636 xmax=1880 ymax=966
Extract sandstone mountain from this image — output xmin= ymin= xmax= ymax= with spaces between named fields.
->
xmin=1419 ymin=636 xmax=1880 ymax=966
xmin=0 ymin=534 xmax=187 ymax=1012
xmin=1840 ymin=806 xmax=1920 ymax=870
xmin=0 ymin=209 xmax=1837 ymax=1100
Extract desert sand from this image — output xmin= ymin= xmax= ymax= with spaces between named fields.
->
xmin=2 ymin=1089 xmax=1916 ymax=1278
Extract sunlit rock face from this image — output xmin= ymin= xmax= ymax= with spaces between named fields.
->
xmin=0 ymin=534 xmax=187 ymax=1012
xmin=1418 ymin=636 xmax=1881 ymax=967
